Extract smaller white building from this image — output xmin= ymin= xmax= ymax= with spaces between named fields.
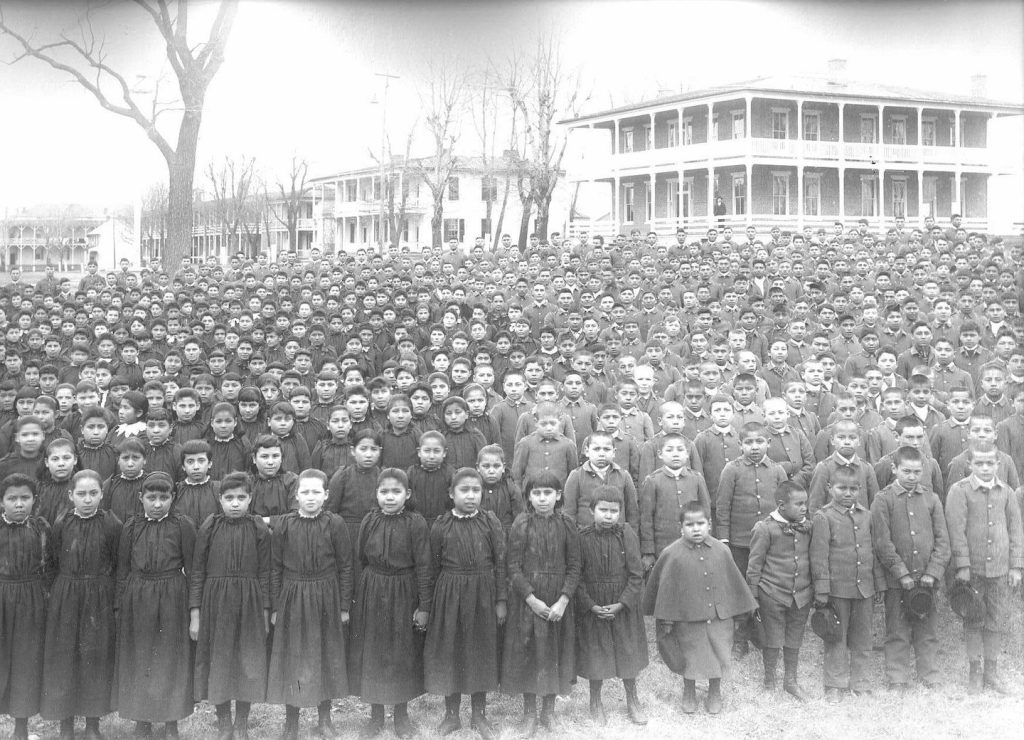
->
xmin=88 ymin=217 xmax=136 ymax=271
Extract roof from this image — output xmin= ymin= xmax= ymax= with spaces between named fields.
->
xmin=563 ymin=74 xmax=1024 ymax=125
xmin=309 ymin=155 xmax=512 ymax=184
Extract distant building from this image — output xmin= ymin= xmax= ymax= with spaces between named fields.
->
xmin=2 ymin=206 xmax=119 ymax=272
xmin=562 ymin=61 xmax=1024 ymax=237
xmin=310 ymin=156 xmax=569 ymax=252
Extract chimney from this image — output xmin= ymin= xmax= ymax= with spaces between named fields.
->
xmin=970 ymin=74 xmax=988 ymax=98
xmin=827 ymin=58 xmax=847 ymax=86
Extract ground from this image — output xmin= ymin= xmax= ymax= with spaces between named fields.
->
xmin=2 ymin=596 xmax=1021 ymax=739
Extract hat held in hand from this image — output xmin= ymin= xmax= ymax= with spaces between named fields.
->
xmin=949 ymin=580 xmax=986 ymax=622
xmin=811 ymin=602 xmax=843 ymax=642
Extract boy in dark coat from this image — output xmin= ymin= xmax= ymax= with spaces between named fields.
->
xmin=641 ymin=501 xmax=756 ymax=715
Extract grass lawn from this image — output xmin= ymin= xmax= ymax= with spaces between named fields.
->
xmin=3 ymin=594 xmax=1022 ymax=739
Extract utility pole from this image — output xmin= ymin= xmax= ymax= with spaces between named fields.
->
xmin=374 ymin=72 xmax=400 ymax=255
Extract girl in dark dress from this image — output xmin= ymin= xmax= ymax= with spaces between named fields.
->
xmin=575 ymin=484 xmax=649 ymax=726
xmin=424 ymin=467 xmax=507 ymax=740
xmin=189 ymin=472 xmax=272 ymax=740
xmin=267 ymin=469 xmax=352 ymax=740
xmin=0 ymin=473 xmax=54 ymax=740
xmin=41 ymin=470 xmax=121 ymax=740
xmin=249 ymin=434 xmax=298 ymax=518
xmin=325 ymin=429 xmax=381 ymax=589
xmin=113 ymin=472 xmax=197 ymax=738
xmin=348 ymin=468 xmax=432 ymax=739
xmin=502 ymin=471 xmax=581 ymax=737
xmin=204 ymin=403 xmax=248 ymax=481
xmin=380 ymin=394 xmax=419 ymax=470
xmin=407 ymin=430 xmax=455 ymax=523
xmin=175 ymin=439 xmax=220 ymax=528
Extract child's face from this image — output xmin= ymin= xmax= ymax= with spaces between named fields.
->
xmin=681 ymin=510 xmax=710 ymax=544
xmin=732 ymin=382 xmax=756 ymax=405
xmin=210 ymin=411 xmax=236 ymax=439
xmin=140 ymin=488 xmax=173 ymax=519
xmin=587 ymin=435 xmax=615 ymax=467
xmin=118 ymin=451 xmax=145 ymax=477
xmin=465 ymin=391 xmax=487 ymax=417
xmin=70 ymin=476 xmax=103 ymax=518
xmin=968 ymin=419 xmax=996 ymax=444
xmin=616 ymin=386 xmax=638 ymax=409
xmin=742 ymin=433 xmax=768 ymax=462
xmin=182 ymin=452 xmax=210 ymax=481
xmin=32 ymin=405 xmax=55 ymax=430
xmin=254 ymin=444 xmax=283 ymax=477
xmin=592 ymin=499 xmax=621 ymax=529
xmin=784 ymin=385 xmax=806 ymax=409
xmin=444 ymin=405 xmax=468 ymax=430
xmin=832 ymin=428 xmax=859 ymax=456
xmin=980 ymin=369 xmax=1006 ymax=398
xmin=146 ymin=419 xmax=172 ymax=445
xmin=536 ymin=415 xmax=560 ymax=439
xmin=450 ymin=476 xmax=482 ymax=516
xmin=346 ymin=395 xmax=369 ymax=419
xmin=659 ymin=437 xmax=688 ymax=470
xmin=117 ymin=399 xmax=140 ymax=425
xmin=260 ymin=384 xmax=281 ymax=404
xmin=947 ymin=393 xmax=973 ymax=421
xmin=881 ymin=395 xmax=905 ymax=418
xmin=893 ymin=458 xmax=923 ymax=490
xmin=1 ymin=485 xmax=33 ymax=523
xmin=46 ymin=445 xmax=76 ymax=480
xmin=219 ymin=487 xmax=251 ymax=518
xmin=174 ymin=397 xmax=198 ymax=421
xmin=418 ymin=437 xmax=446 ymax=469
xmin=529 ymin=485 xmax=560 ymax=516
xmin=897 ymin=425 xmax=926 ymax=450
xmin=831 ymin=481 xmax=860 ymax=508
xmin=969 ymin=450 xmax=998 ymax=482
xmin=353 ymin=438 xmax=381 ymax=469
xmin=16 ymin=423 xmax=44 ymax=456
xmin=290 ymin=395 xmax=311 ymax=419
xmin=388 ymin=402 xmax=412 ymax=429
xmin=710 ymin=401 xmax=733 ymax=427
xmin=477 ymin=453 xmax=504 ymax=485
xmin=295 ymin=477 xmax=328 ymax=516
xmin=376 ymin=476 xmax=409 ymax=515
xmin=238 ymin=400 xmax=261 ymax=421
xmin=268 ymin=412 xmax=294 ymax=437
xmin=81 ymin=417 xmax=109 ymax=446
xmin=778 ymin=490 xmax=807 ymax=522
xmin=328 ymin=410 xmax=352 ymax=439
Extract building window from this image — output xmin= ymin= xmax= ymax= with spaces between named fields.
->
xmin=891 ymin=177 xmax=907 ymax=218
xmin=731 ymin=110 xmax=745 ymax=139
xmin=348 ymin=221 xmax=356 ymax=243
xmin=373 ymin=178 xmax=382 ymax=200
xmin=623 ymin=184 xmax=635 ymax=222
xmin=860 ymin=176 xmax=878 ymax=217
xmin=710 ymin=115 xmax=718 ymax=142
xmin=804 ymin=174 xmax=821 ymax=216
xmin=682 ymin=118 xmax=693 ymax=146
xmin=681 ymin=179 xmax=692 ymax=218
xmin=443 ymin=218 xmax=465 ymax=242
xmin=447 ymin=178 xmax=459 ymax=201
xmin=667 ymin=179 xmax=679 ymax=218
xmin=642 ymin=124 xmax=652 ymax=150
xmin=803 ymin=111 xmax=820 ymax=141
xmin=481 ymin=176 xmax=497 ymax=202
xmin=891 ymin=116 xmax=907 ymax=145
xmin=667 ymin=121 xmax=679 ymax=148
xmin=345 ymin=181 xmax=357 ymax=202
xmin=732 ymin=175 xmax=746 ymax=215
xmin=771 ymin=109 xmax=789 ymax=140
xmin=923 ymin=175 xmax=937 ymax=217
xmin=771 ymin=173 xmax=790 ymax=216
xmin=480 ymin=218 xmax=492 ymax=238
xmin=922 ymin=118 xmax=937 ymax=146
xmin=949 ymin=116 xmax=957 ymax=146
xmin=623 ymin=128 xmax=635 ymax=153
xmin=860 ymin=114 xmax=877 ymax=144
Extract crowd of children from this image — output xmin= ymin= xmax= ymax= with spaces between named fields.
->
xmin=1 ymin=218 xmax=1023 ymax=738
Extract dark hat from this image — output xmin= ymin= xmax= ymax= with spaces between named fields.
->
xmin=811 ymin=603 xmax=843 ymax=642
xmin=902 ymin=585 xmax=935 ymax=622
xmin=949 ymin=580 xmax=986 ymax=622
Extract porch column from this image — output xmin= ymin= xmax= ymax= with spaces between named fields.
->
xmin=708 ymin=102 xmax=714 ymax=141
xmin=649 ymin=113 xmax=656 ymax=150
xmin=797 ymin=165 xmax=804 ymax=230
xmin=677 ymin=107 xmax=684 ymax=147
xmin=612 ymin=177 xmax=620 ymax=230
xmin=879 ymin=168 xmax=886 ymax=229
xmin=708 ymin=165 xmax=715 ymax=230
xmin=613 ymin=120 xmax=620 ymax=155
xmin=745 ymin=163 xmax=752 ymax=228
xmin=649 ymin=171 xmax=656 ymax=231
xmin=917 ymin=106 xmax=924 ymax=151
xmin=838 ymin=103 xmax=845 ymax=155
xmin=953 ymin=171 xmax=962 ymax=216
xmin=838 ymin=167 xmax=845 ymax=222
xmin=797 ymin=100 xmax=803 ymax=141
xmin=953 ymin=109 xmax=961 ymax=149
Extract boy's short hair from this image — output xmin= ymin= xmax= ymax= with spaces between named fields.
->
xmin=659 ymin=431 xmax=689 ymax=452
xmin=966 ymin=440 xmax=997 ymax=460
xmin=181 ymin=439 xmax=212 ymax=460
xmin=535 ymin=402 xmax=560 ymax=420
xmin=477 ymin=444 xmax=504 ymax=463
xmin=0 ymin=473 xmax=36 ymax=497
xmin=893 ymin=445 xmax=923 ymax=466
xmin=708 ymin=393 xmax=733 ymax=409
xmin=679 ymin=499 xmax=709 ymax=522
xmin=894 ymin=415 xmax=924 ymax=437
xmin=774 ymin=481 xmax=806 ymax=505
xmin=14 ymin=415 xmax=44 ymax=432
xmin=740 ymin=421 xmax=767 ymax=439
xmin=590 ymin=483 xmax=623 ymax=509
xmin=830 ymin=466 xmax=861 ymax=487
xmin=117 ymin=438 xmax=147 ymax=457
xmin=297 ymin=468 xmax=328 ymax=487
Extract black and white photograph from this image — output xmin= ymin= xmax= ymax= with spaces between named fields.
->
xmin=0 ymin=1 xmax=1022 ymax=738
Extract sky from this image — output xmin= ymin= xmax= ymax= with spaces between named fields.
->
xmin=0 ymin=0 xmax=1021 ymax=210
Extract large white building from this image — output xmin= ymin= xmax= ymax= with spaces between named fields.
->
xmin=310 ymin=157 xmax=570 ymax=252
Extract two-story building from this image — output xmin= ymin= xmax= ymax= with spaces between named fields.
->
xmin=310 ymin=157 xmax=569 ymax=252
xmin=562 ymin=61 xmax=1023 ymax=238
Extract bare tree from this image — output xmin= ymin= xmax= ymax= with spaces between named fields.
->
xmin=206 ymin=154 xmax=256 ymax=254
xmin=369 ymin=129 xmax=416 ymax=248
xmin=501 ymin=36 xmax=588 ymax=244
xmin=471 ymin=68 xmax=504 ymax=247
xmin=0 ymin=0 xmax=239 ymax=272
xmin=269 ymin=156 xmax=310 ymax=256
xmin=140 ymin=181 xmax=170 ymax=264
xmin=413 ymin=66 xmax=466 ymax=248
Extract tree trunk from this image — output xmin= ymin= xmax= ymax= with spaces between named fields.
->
xmin=165 ymin=110 xmax=202 ymax=272
xmin=493 ymin=174 xmax=512 ymax=251
xmin=517 ymin=196 xmax=533 ymax=252
xmin=431 ymin=198 xmax=444 ymax=248
xmin=535 ymin=193 xmax=551 ymax=242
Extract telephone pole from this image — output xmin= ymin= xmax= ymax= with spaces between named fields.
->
xmin=374 ymin=72 xmax=400 ymax=255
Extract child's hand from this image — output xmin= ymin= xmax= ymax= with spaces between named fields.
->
xmin=263 ymin=609 xmax=271 ymax=634
xmin=547 ymin=595 xmax=569 ymax=622
xmin=955 ymin=567 xmax=971 ymax=582
xmin=1010 ymin=569 xmax=1022 ymax=588
xmin=642 ymin=554 xmax=655 ymax=571
xmin=813 ymin=596 xmax=829 ymax=609
xmin=413 ymin=609 xmax=429 ymax=631
xmin=340 ymin=610 xmax=350 ymax=626
xmin=604 ymin=602 xmax=624 ymax=619
xmin=899 ymin=575 xmax=915 ymax=590
xmin=527 ymin=595 xmax=550 ymax=619
xmin=188 ymin=608 xmax=200 ymax=641
xmin=656 ymin=619 xmax=673 ymax=636
xmin=270 ymin=611 xmax=277 ymax=627
xmin=495 ymin=600 xmax=508 ymax=625
xmin=920 ymin=575 xmax=936 ymax=589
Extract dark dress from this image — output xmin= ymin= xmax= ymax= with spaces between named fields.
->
xmin=501 ymin=511 xmax=581 ymax=696
xmin=206 ymin=436 xmax=248 ymax=481
xmin=267 ymin=511 xmax=353 ymax=707
xmin=76 ymin=442 xmax=119 ymax=482
xmin=0 ymin=514 xmax=52 ymax=718
xmin=424 ymin=510 xmax=507 ymax=695
xmin=407 ymin=464 xmax=455 ymax=523
xmin=41 ymin=510 xmax=122 ymax=719
xmin=326 ymin=464 xmax=380 ymax=587
xmin=348 ymin=509 xmax=432 ymax=704
xmin=190 ymin=513 xmax=272 ymax=704
xmin=174 ymin=478 xmax=221 ymax=528
xmin=35 ymin=474 xmax=75 ymax=526
xmin=102 ymin=474 xmax=146 ymax=524
xmin=481 ymin=475 xmax=526 ymax=534
xmin=311 ymin=439 xmax=353 ymax=480
xmin=381 ymin=427 xmax=419 ymax=470
xmin=114 ymin=513 xmax=197 ymax=722
xmin=250 ymin=471 xmax=297 ymax=517
xmin=442 ymin=427 xmax=487 ymax=471
xmin=575 ymin=523 xmax=649 ymax=680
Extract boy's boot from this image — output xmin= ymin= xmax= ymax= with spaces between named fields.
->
xmin=133 ymin=722 xmax=152 ymax=740
xmin=163 ymin=721 xmax=179 ymax=740
xmin=281 ymin=705 xmax=299 ymax=740
xmin=60 ymin=718 xmax=75 ymax=740
xmin=437 ymin=694 xmax=462 ymax=736
xmin=968 ymin=660 xmax=984 ymax=695
xmin=762 ymin=647 xmax=780 ymax=690
xmin=234 ymin=702 xmax=251 ymax=740
xmin=681 ymin=680 xmax=698 ymax=714
xmin=783 ymin=647 xmax=809 ymax=702
xmin=83 ymin=717 xmax=105 ymax=740
xmin=316 ymin=700 xmax=338 ymax=739
xmin=623 ymin=678 xmax=647 ymax=725
xmin=706 ymin=679 xmax=723 ymax=715
xmin=360 ymin=704 xmax=385 ymax=739
xmin=12 ymin=719 xmax=29 ymax=740
xmin=984 ymin=659 xmax=1011 ymax=695
xmin=539 ymin=694 xmax=556 ymax=730
xmin=469 ymin=692 xmax=495 ymax=740
xmin=589 ymin=680 xmax=606 ymax=725
xmin=215 ymin=701 xmax=234 ymax=740
xmin=518 ymin=694 xmax=538 ymax=738
xmin=393 ymin=703 xmax=415 ymax=739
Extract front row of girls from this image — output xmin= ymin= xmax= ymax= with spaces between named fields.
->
xmin=2 ymin=437 xmax=1021 ymax=739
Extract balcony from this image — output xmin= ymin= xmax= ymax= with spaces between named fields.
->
xmin=297 ymin=218 xmax=315 ymax=231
